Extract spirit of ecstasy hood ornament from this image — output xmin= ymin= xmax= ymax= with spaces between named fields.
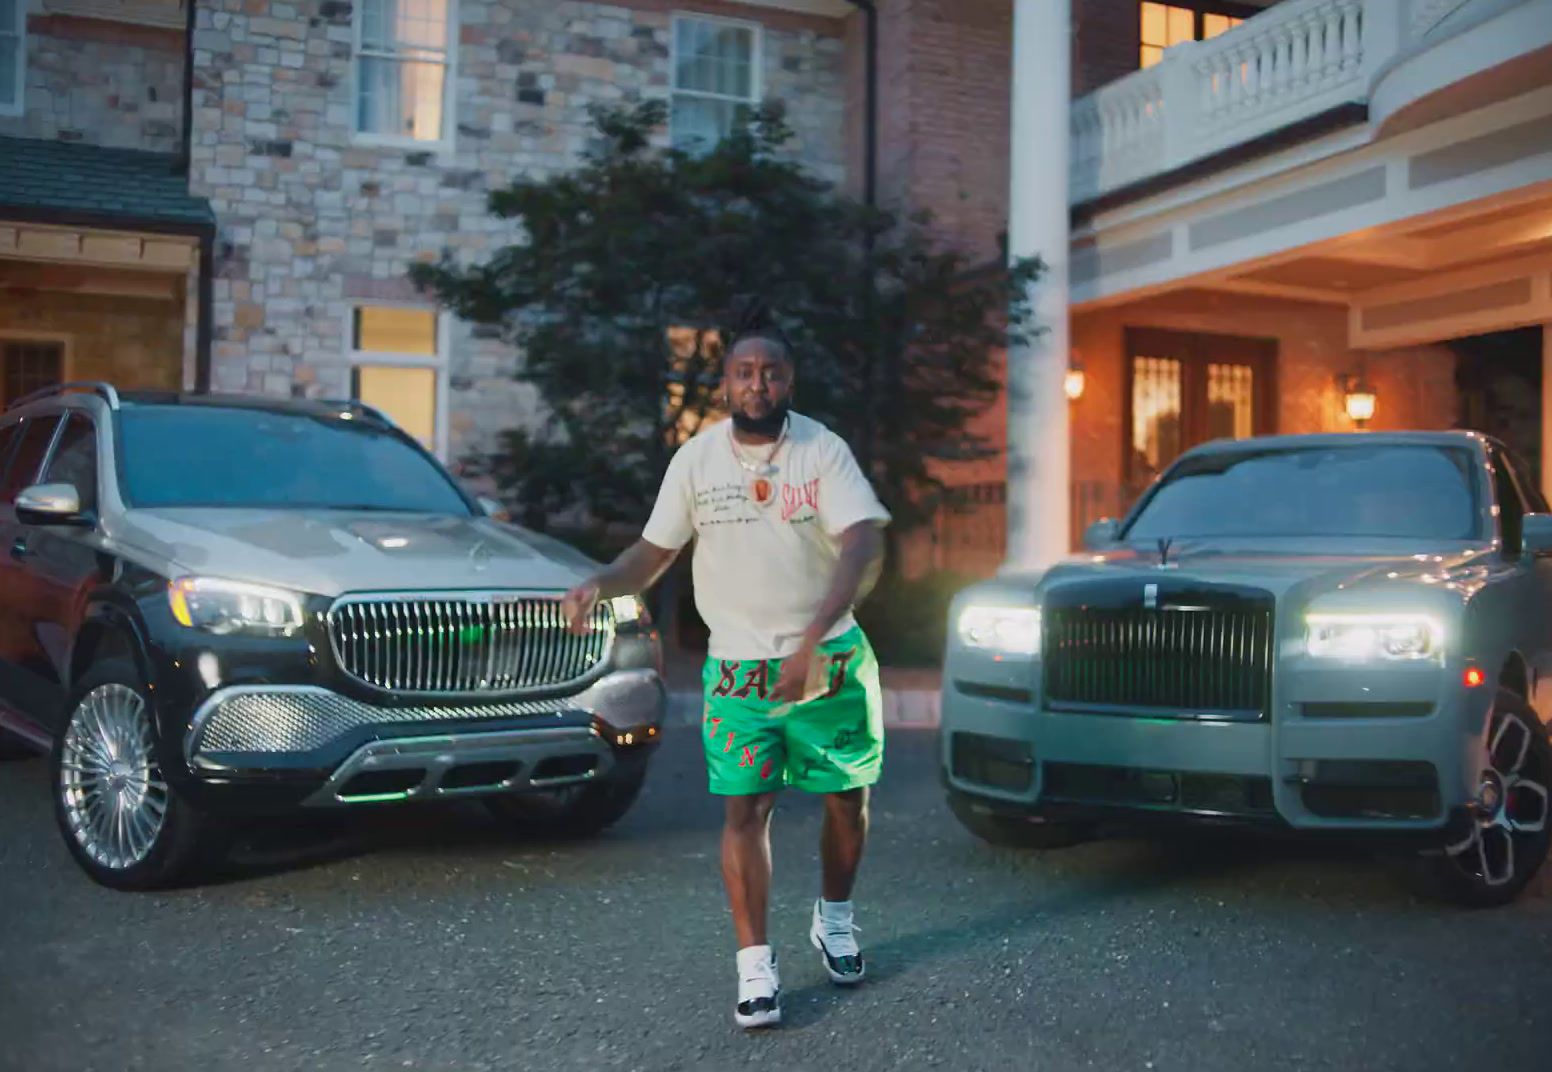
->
xmin=1157 ymin=537 xmax=1174 ymax=568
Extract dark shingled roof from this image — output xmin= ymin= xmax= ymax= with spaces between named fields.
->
xmin=0 ymin=135 xmax=215 ymax=231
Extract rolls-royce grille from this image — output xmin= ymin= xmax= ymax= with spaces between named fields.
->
xmin=1044 ymin=604 xmax=1273 ymax=719
xmin=328 ymin=596 xmax=613 ymax=694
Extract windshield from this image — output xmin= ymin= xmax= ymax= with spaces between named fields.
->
xmin=117 ymin=406 xmax=475 ymax=514
xmin=1123 ymin=444 xmax=1483 ymax=542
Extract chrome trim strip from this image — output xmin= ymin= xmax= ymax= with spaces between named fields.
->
xmin=301 ymin=726 xmax=613 ymax=807
xmin=0 ymin=703 xmax=52 ymax=753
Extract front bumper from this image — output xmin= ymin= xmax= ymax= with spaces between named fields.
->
xmin=941 ymin=659 xmax=1493 ymax=836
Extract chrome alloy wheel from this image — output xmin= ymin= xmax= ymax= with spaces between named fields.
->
xmin=1445 ymin=708 xmax=1550 ymax=888
xmin=58 ymin=684 xmax=169 ymax=871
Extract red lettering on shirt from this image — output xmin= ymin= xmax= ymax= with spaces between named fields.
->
xmin=781 ymin=478 xmax=821 ymax=522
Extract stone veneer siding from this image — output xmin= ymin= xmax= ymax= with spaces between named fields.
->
xmin=188 ymin=0 xmax=848 ymax=469
xmin=0 ymin=16 xmax=186 ymax=151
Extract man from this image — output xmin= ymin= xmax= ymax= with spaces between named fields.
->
xmin=561 ymin=324 xmax=889 ymax=1030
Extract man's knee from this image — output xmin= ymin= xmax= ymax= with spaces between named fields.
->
xmin=724 ymin=793 xmax=777 ymax=834
xmin=823 ymin=787 xmax=868 ymax=825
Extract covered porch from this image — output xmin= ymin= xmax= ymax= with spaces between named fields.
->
xmin=0 ymin=136 xmax=212 ymax=406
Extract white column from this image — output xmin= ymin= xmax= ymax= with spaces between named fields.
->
xmin=1542 ymin=326 xmax=1552 ymax=504
xmin=1004 ymin=0 xmax=1072 ymax=570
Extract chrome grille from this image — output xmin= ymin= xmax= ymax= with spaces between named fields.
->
xmin=327 ymin=594 xmax=613 ymax=694
xmin=1042 ymin=581 xmax=1274 ymax=721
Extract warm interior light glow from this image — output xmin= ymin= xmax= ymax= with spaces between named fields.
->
xmin=1064 ymin=368 xmax=1086 ymax=401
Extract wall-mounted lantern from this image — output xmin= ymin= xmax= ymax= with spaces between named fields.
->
xmin=1338 ymin=372 xmax=1376 ymax=428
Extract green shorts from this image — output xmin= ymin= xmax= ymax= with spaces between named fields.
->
xmin=701 ymin=626 xmax=884 ymax=796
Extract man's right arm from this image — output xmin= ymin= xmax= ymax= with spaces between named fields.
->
xmin=562 ymin=449 xmax=695 ymax=632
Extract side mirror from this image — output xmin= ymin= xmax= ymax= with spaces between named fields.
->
xmin=478 ymin=495 xmax=512 ymax=523
xmin=1082 ymin=518 xmax=1119 ymax=550
xmin=1522 ymin=513 xmax=1552 ymax=555
xmin=16 ymin=483 xmax=91 ymax=527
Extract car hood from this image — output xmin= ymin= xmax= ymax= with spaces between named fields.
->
xmin=988 ymin=540 xmax=1499 ymax=604
xmin=108 ymin=508 xmax=600 ymax=598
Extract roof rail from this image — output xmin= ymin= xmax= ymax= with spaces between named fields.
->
xmin=5 ymin=382 xmax=121 ymax=412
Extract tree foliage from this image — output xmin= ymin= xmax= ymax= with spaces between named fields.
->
xmin=412 ymin=99 xmax=1041 ymax=549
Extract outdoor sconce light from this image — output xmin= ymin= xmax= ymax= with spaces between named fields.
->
xmin=1338 ymin=373 xmax=1377 ymax=428
xmin=1064 ymin=364 xmax=1086 ymax=402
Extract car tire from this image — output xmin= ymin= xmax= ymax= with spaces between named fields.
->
xmin=1412 ymin=688 xmax=1552 ymax=909
xmin=484 ymin=752 xmax=650 ymax=839
xmin=947 ymin=789 xmax=1094 ymax=850
xmin=51 ymin=656 xmax=227 ymax=891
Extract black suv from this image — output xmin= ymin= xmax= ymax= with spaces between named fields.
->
xmin=0 ymin=383 xmax=665 ymax=889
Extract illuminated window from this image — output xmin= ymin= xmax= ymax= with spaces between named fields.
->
xmin=356 ymin=0 xmax=451 ymax=143
xmin=671 ymin=15 xmax=760 ymax=152
xmin=350 ymin=306 xmax=443 ymax=454
xmin=1140 ymin=3 xmax=1244 ymax=68
xmin=0 ymin=0 xmax=23 ymax=117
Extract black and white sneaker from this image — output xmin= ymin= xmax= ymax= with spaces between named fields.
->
xmin=734 ymin=946 xmax=781 ymax=1029
xmin=809 ymin=900 xmax=866 ymax=985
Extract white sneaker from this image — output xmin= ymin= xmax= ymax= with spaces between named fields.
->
xmin=809 ymin=900 xmax=866 ymax=985
xmin=734 ymin=945 xmax=781 ymax=1029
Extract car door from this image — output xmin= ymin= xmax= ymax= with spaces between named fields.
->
xmin=1497 ymin=446 xmax=1552 ymax=718
xmin=19 ymin=412 xmax=107 ymax=729
xmin=0 ymin=412 xmax=65 ymax=722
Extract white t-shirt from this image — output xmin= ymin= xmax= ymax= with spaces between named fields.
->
xmin=643 ymin=412 xmax=891 ymax=660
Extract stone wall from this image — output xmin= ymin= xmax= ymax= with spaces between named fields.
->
xmin=0 ymin=15 xmax=185 ymax=151
xmin=0 ymin=289 xmax=186 ymax=390
xmin=188 ymin=0 xmax=849 ymax=469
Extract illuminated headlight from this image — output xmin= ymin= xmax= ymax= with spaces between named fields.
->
xmin=1305 ymin=613 xmax=1443 ymax=662
xmin=168 ymin=578 xmax=305 ymax=637
xmin=958 ymin=605 xmax=1042 ymax=655
xmin=609 ymin=595 xmax=645 ymax=625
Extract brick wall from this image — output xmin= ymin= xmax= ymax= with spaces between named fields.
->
xmin=1074 ymin=0 xmax=1142 ymax=95
xmin=188 ymin=0 xmax=848 ymax=466
xmin=0 ymin=15 xmax=185 ymax=152
xmin=874 ymin=0 xmax=1012 ymax=264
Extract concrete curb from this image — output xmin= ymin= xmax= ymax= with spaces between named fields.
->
xmin=666 ymin=689 xmax=941 ymax=729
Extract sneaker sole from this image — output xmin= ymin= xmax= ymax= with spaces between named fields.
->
xmin=735 ymin=1007 xmax=782 ymax=1029
xmin=810 ymin=929 xmax=866 ymax=986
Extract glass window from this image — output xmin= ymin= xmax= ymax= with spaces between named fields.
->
xmin=42 ymin=413 xmax=98 ymax=514
xmin=0 ymin=416 xmax=62 ymax=506
xmin=356 ymin=0 xmax=450 ymax=142
xmin=1124 ymin=445 xmax=1482 ymax=542
xmin=116 ymin=405 xmax=472 ymax=514
xmin=2 ymin=340 xmax=65 ymax=409
xmin=671 ymin=16 xmax=758 ymax=151
xmin=0 ymin=0 xmax=21 ymax=115
xmin=1140 ymin=3 xmax=1243 ymax=68
xmin=350 ymin=306 xmax=440 ymax=451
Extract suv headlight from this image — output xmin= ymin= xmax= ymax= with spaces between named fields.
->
xmin=957 ymin=605 xmax=1042 ymax=656
xmin=1305 ymin=613 xmax=1443 ymax=662
xmin=168 ymin=578 xmax=306 ymax=637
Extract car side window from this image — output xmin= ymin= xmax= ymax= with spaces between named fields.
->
xmin=1503 ymin=450 xmax=1548 ymax=514
xmin=42 ymin=413 xmax=98 ymax=514
xmin=0 ymin=421 xmax=20 ymax=490
xmin=0 ymin=416 xmax=63 ymax=507
xmin=1490 ymin=448 xmax=1526 ymax=555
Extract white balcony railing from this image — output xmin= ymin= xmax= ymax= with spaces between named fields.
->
xmin=1069 ymin=0 xmax=1465 ymax=204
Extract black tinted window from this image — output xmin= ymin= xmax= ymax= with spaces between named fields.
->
xmin=0 ymin=416 xmax=62 ymax=506
xmin=1126 ymin=444 xmax=1481 ymax=541
xmin=117 ymin=406 xmax=473 ymax=514
xmin=43 ymin=413 xmax=98 ymax=513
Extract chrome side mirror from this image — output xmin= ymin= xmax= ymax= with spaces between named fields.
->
xmin=478 ymin=495 xmax=511 ymax=522
xmin=1082 ymin=518 xmax=1119 ymax=550
xmin=16 ymin=483 xmax=90 ymax=526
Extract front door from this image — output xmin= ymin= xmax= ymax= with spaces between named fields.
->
xmin=1124 ymin=328 xmax=1276 ymax=500
xmin=0 ymin=413 xmax=64 ymax=721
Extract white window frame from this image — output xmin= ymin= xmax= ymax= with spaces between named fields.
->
xmin=350 ymin=0 xmax=458 ymax=152
xmin=669 ymin=11 xmax=763 ymax=150
xmin=344 ymin=305 xmax=450 ymax=462
xmin=0 ymin=0 xmax=26 ymax=119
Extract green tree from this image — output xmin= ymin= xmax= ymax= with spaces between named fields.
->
xmin=412 ymin=99 xmax=1041 ymax=562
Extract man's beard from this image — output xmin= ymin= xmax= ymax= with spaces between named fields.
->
xmin=730 ymin=400 xmax=790 ymax=439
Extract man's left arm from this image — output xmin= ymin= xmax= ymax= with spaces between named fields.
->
xmin=772 ymin=435 xmax=890 ymax=703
